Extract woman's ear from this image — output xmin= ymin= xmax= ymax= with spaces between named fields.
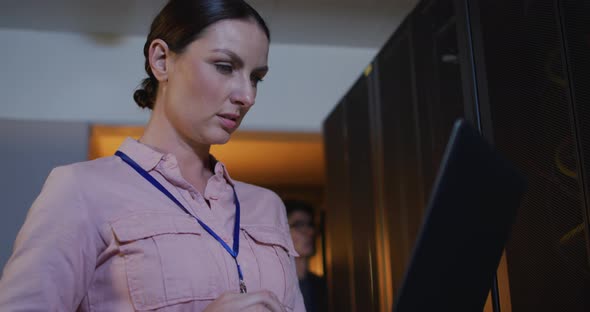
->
xmin=148 ymin=39 xmax=170 ymax=82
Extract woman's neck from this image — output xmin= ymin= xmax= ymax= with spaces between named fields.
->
xmin=140 ymin=110 xmax=214 ymax=194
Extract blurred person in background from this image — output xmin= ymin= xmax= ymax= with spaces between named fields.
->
xmin=285 ymin=199 xmax=328 ymax=312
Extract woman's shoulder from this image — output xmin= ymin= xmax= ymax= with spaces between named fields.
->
xmin=48 ymin=156 xmax=125 ymax=185
xmin=42 ymin=156 xmax=133 ymax=202
xmin=27 ymin=156 xmax=125 ymax=227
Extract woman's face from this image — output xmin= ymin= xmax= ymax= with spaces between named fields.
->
xmin=162 ymin=18 xmax=269 ymax=145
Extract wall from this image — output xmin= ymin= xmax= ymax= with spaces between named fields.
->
xmin=0 ymin=28 xmax=377 ymax=132
xmin=0 ymin=119 xmax=89 ymax=270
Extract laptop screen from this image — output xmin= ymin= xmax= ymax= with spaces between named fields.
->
xmin=392 ymin=119 xmax=526 ymax=311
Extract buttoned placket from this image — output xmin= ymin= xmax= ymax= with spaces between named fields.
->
xmin=154 ymin=155 xmax=244 ymax=289
xmin=155 ymin=156 xmax=214 ymax=224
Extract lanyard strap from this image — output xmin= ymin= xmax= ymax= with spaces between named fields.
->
xmin=115 ymin=151 xmax=246 ymax=292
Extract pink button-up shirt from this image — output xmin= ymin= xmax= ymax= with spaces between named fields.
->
xmin=0 ymin=138 xmax=305 ymax=311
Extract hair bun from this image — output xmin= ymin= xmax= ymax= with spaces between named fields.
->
xmin=133 ymin=77 xmax=156 ymax=109
xmin=133 ymin=89 xmax=149 ymax=109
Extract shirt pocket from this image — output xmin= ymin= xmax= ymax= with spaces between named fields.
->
xmin=242 ymin=225 xmax=299 ymax=311
xmin=111 ymin=213 xmax=227 ymax=311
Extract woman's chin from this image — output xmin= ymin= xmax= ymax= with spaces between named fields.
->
xmin=207 ymin=130 xmax=232 ymax=145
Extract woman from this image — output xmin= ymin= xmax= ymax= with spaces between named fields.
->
xmin=0 ymin=0 xmax=305 ymax=311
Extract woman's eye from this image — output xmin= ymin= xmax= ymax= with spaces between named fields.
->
xmin=215 ymin=63 xmax=233 ymax=74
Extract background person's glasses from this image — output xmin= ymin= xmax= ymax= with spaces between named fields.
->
xmin=289 ymin=221 xmax=315 ymax=231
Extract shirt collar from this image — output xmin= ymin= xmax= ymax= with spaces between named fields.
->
xmin=117 ymin=137 xmax=235 ymax=187
xmin=210 ymin=154 xmax=236 ymax=187
xmin=118 ymin=137 xmax=164 ymax=172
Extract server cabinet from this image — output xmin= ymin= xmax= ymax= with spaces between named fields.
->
xmin=469 ymin=0 xmax=590 ymax=310
xmin=323 ymin=101 xmax=355 ymax=312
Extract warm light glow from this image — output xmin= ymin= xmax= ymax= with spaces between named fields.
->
xmin=483 ymin=250 xmax=512 ymax=312
xmin=308 ymin=236 xmax=325 ymax=277
xmin=89 ymin=125 xmax=325 ymax=186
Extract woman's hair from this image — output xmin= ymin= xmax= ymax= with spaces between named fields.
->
xmin=133 ymin=0 xmax=270 ymax=109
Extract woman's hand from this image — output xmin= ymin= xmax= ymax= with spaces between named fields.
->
xmin=204 ymin=290 xmax=287 ymax=312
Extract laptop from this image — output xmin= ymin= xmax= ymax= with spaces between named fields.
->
xmin=392 ymin=119 xmax=527 ymax=312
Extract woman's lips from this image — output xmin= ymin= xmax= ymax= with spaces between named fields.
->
xmin=217 ymin=114 xmax=239 ymax=130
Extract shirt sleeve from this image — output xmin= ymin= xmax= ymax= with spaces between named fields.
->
xmin=0 ymin=166 xmax=101 ymax=311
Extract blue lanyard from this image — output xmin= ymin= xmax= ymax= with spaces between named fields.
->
xmin=115 ymin=150 xmax=247 ymax=293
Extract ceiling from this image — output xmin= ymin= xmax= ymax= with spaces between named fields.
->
xmin=0 ymin=0 xmax=417 ymax=47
